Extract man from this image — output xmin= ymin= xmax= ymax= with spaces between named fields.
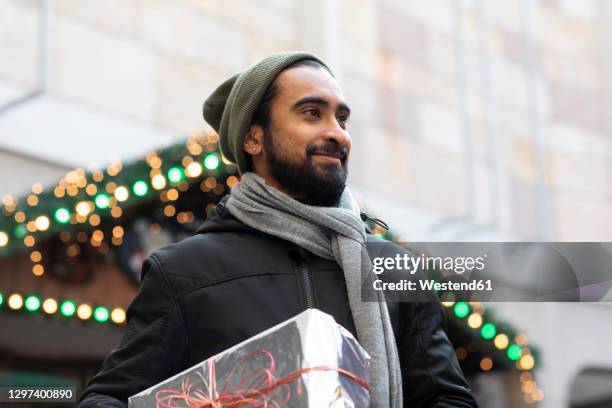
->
xmin=78 ymin=51 xmax=478 ymax=407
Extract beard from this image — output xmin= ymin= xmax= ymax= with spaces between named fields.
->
xmin=263 ymin=127 xmax=348 ymax=207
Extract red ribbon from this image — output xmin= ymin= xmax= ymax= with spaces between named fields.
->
xmin=154 ymin=349 xmax=369 ymax=407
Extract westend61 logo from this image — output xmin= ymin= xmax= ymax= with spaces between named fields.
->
xmin=371 ymin=253 xmax=487 ymax=275
xmin=368 ymin=252 xmax=493 ymax=298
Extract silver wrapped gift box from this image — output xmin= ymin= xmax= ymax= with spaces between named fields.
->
xmin=128 ymin=308 xmax=370 ymax=407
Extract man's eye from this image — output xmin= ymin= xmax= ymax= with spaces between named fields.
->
xmin=304 ymin=109 xmax=320 ymax=118
xmin=337 ymin=115 xmax=349 ymax=125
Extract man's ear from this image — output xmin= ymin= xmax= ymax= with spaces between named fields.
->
xmin=244 ymin=124 xmax=264 ymax=157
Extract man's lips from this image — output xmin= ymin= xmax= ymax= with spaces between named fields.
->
xmin=312 ymin=153 xmax=343 ymax=164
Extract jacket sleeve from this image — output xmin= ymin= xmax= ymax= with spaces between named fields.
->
xmin=77 ymin=255 xmax=190 ymax=407
xmin=399 ymin=300 xmax=479 ymax=407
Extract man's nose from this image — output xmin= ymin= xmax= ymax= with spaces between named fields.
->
xmin=322 ymin=120 xmax=351 ymax=148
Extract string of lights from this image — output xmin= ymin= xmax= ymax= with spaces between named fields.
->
xmin=0 ymin=133 xmax=231 ymax=253
xmin=445 ymin=301 xmax=542 ymax=403
xmin=0 ymin=290 xmax=126 ymax=325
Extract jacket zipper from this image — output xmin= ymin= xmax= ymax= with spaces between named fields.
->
xmin=297 ymin=256 xmax=314 ymax=309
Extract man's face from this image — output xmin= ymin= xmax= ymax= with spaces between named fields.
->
xmin=258 ymin=65 xmax=352 ymax=206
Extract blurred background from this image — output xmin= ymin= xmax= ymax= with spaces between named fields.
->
xmin=0 ymin=0 xmax=611 ymax=407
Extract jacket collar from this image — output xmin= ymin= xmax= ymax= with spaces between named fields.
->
xmin=193 ymin=195 xmax=254 ymax=235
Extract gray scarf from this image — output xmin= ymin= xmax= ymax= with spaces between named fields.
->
xmin=225 ymin=172 xmax=402 ymax=407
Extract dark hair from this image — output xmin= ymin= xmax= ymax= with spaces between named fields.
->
xmin=250 ymin=59 xmax=328 ymax=129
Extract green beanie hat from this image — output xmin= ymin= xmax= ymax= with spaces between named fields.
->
xmin=203 ymin=51 xmax=333 ymax=174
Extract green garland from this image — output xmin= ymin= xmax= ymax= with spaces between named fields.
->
xmin=0 ymin=136 xmax=235 ymax=256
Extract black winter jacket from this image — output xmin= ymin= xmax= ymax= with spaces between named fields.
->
xmin=78 ymin=197 xmax=478 ymax=407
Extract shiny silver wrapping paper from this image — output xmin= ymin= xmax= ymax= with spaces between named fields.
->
xmin=129 ymin=308 xmax=370 ymax=407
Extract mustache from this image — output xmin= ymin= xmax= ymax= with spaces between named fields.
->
xmin=306 ymin=142 xmax=348 ymax=160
